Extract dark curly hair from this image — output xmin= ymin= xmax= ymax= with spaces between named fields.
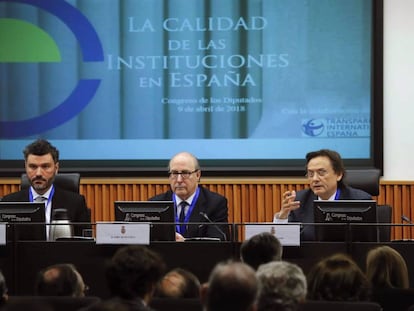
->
xmin=106 ymin=246 xmax=166 ymax=299
xmin=23 ymin=139 xmax=59 ymax=163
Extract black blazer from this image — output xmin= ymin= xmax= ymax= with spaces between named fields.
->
xmin=1 ymin=187 xmax=90 ymax=237
xmin=149 ymin=186 xmax=229 ymax=240
xmin=289 ymin=185 xmax=372 ymax=241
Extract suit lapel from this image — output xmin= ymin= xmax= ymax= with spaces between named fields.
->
xmin=188 ymin=187 xmax=205 ymax=222
xmin=303 ymin=191 xmax=317 ymax=223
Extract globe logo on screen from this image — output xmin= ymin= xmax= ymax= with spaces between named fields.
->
xmin=302 ymin=119 xmax=325 ymax=137
xmin=0 ymin=0 xmax=104 ymax=138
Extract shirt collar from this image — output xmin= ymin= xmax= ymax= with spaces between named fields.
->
xmin=175 ymin=190 xmax=196 ymax=206
xmin=318 ymin=189 xmax=338 ymax=201
xmin=31 ymin=185 xmax=53 ymax=201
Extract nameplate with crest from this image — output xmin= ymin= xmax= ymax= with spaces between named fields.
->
xmin=96 ymin=222 xmax=150 ymax=245
xmin=244 ymin=223 xmax=301 ymax=246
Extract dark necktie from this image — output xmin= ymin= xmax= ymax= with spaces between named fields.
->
xmin=179 ymin=201 xmax=188 ymax=234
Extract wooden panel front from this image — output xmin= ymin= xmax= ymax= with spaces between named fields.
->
xmin=1 ymin=177 xmax=413 ymax=240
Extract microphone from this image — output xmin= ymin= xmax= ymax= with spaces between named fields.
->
xmin=401 ymin=215 xmax=413 ymax=224
xmin=199 ymin=212 xmax=227 ymax=241
xmin=400 ymin=215 xmax=414 ymax=242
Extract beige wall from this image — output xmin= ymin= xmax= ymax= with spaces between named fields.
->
xmin=384 ymin=0 xmax=414 ymax=180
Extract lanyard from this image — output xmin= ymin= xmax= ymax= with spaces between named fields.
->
xmin=334 ymin=188 xmax=341 ymax=200
xmin=29 ymin=184 xmax=55 ymax=207
xmin=174 ymin=187 xmax=200 ymax=234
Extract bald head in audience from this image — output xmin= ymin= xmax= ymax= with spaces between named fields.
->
xmin=156 ymin=267 xmax=200 ymax=299
xmin=35 ymin=263 xmax=87 ymax=297
xmin=201 ymin=261 xmax=258 ymax=311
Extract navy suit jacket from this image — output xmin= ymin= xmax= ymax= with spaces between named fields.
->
xmin=149 ymin=186 xmax=229 ymax=241
xmin=289 ymin=185 xmax=372 ymax=241
xmin=1 ymin=186 xmax=90 ymax=237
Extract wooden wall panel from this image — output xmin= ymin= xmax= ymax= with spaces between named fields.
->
xmin=1 ymin=177 xmax=414 ymax=240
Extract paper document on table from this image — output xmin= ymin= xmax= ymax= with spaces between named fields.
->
xmin=0 ymin=223 xmax=5 ymax=245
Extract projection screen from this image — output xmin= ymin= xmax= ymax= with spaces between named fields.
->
xmin=0 ymin=0 xmax=383 ymax=176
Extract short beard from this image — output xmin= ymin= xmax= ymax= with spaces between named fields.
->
xmin=33 ymin=184 xmax=47 ymax=191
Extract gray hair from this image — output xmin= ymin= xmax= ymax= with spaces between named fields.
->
xmin=256 ymin=261 xmax=307 ymax=311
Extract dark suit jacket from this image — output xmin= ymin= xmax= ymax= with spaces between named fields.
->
xmin=289 ymin=185 xmax=372 ymax=241
xmin=1 ymin=186 xmax=90 ymax=237
xmin=149 ymin=186 xmax=229 ymax=241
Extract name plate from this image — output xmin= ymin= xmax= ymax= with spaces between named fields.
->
xmin=244 ymin=223 xmax=301 ymax=246
xmin=0 ymin=223 xmax=5 ymax=245
xmin=96 ymin=222 xmax=150 ymax=245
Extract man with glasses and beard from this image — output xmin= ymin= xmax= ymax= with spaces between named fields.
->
xmin=150 ymin=151 xmax=229 ymax=241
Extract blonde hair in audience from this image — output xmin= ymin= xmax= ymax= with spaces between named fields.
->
xmin=366 ymin=245 xmax=409 ymax=289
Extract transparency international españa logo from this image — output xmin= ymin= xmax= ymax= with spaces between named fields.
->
xmin=302 ymin=117 xmax=371 ymax=138
xmin=302 ymin=119 xmax=325 ymax=137
xmin=0 ymin=0 xmax=104 ymax=138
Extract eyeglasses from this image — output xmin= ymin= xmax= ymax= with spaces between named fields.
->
xmin=168 ymin=170 xmax=198 ymax=179
xmin=306 ymin=169 xmax=329 ymax=179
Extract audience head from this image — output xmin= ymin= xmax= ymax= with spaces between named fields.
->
xmin=35 ymin=263 xmax=87 ymax=297
xmin=256 ymin=261 xmax=307 ymax=311
xmin=105 ymin=245 xmax=166 ymax=303
xmin=305 ymin=149 xmax=345 ymax=200
xmin=201 ymin=260 xmax=258 ymax=311
xmin=307 ymin=253 xmax=370 ymax=301
xmin=168 ymin=151 xmax=201 ymax=200
xmin=156 ymin=267 xmax=201 ymax=299
xmin=0 ymin=270 xmax=8 ymax=307
xmin=240 ymin=232 xmax=283 ymax=270
xmin=366 ymin=245 xmax=409 ymax=289
xmin=23 ymin=139 xmax=59 ymax=194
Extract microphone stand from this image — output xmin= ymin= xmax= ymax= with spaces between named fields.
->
xmin=199 ymin=212 xmax=227 ymax=241
xmin=401 ymin=215 xmax=413 ymax=241
xmin=401 ymin=215 xmax=413 ymax=224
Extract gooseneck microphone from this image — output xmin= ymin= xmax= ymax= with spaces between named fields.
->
xmin=401 ymin=215 xmax=413 ymax=224
xmin=400 ymin=215 xmax=414 ymax=241
xmin=199 ymin=212 xmax=227 ymax=241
